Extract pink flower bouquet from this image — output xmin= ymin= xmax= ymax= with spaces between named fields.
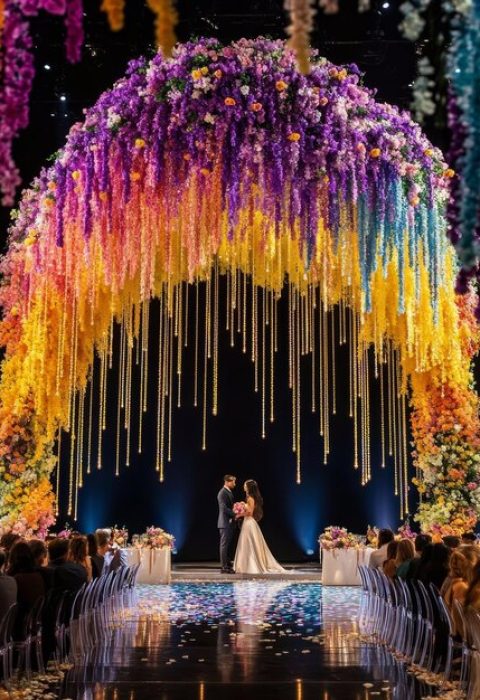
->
xmin=233 ymin=502 xmax=247 ymax=517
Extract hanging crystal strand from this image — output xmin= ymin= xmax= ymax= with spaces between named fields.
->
xmin=288 ymin=283 xmax=293 ymax=390
xmin=202 ymin=279 xmax=209 ymax=452
xmin=120 ymin=313 xmax=126 ymax=410
xmin=194 ymin=281 xmax=199 ymax=407
xmin=319 ymin=292 xmax=324 ymax=438
xmin=365 ymin=345 xmax=371 ymax=482
xmin=56 ymin=429 xmax=62 ymax=516
xmin=311 ymin=286 xmax=316 ymax=413
xmin=270 ymin=289 xmax=275 ymax=424
xmin=274 ymin=290 xmax=278 ymax=353
xmin=292 ymin=287 xmax=297 ymax=454
xmin=261 ymin=287 xmax=266 ymax=438
xmin=253 ymin=285 xmax=259 ymax=392
xmin=402 ymin=390 xmax=409 ymax=515
xmin=331 ymin=308 xmax=336 ymax=415
xmin=391 ymin=344 xmax=399 ymax=497
xmin=206 ymin=277 xmax=212 ymax=361
xmin=86 ymin=367 xmax=94 ymax=476
xmin=139 ymin=309 xmax=145 ymax=455
xmin=160 ymin=299 xmax=169 ymax=480
xmin=296 ymin=286 xmax=302 ymax=483
xmin=108 ymin=318 xmax=114 ymax=370
xmin=237 ymin=269 xmax=242 ymax=335
xmin=396 ymin=358 xmax=404 ymax=515
xmin=380 ymin=353 xmax=386 ymax=468
xmin=387 ymin=342 xmax=394 ymax=460
xmin=213 ymin=262 xmax=219 ymax=416
xmin=184 ymin=282 xmax=189 ymax=349
xmin=66 ymin=297 xmax=76 ymax=431
xmin=242 ymin=272 xmax=247 ymax=353
xmin=155 ymin=293 xmax=164 ymax=477
xmin=177 ymin=284 xmax=183 ymax=409
xmin=116 ymin=336 xmax=122 ymax=477
xmin=68 ymin=392 xmax=76 ymax=517
xmin=348 ymin=308 xmax=353 ymax=418
xmin=226 ymin=270 xmax=231 ymax=333
xmin=230 ymin=264 xmax=236 ymax=347
xmin=352 ymin=311 xmax=359 ymax=470
xmin=125 ymin=328 xmax=133 ymax=467
xmin=168 ymin=303 xmax=174 ymax=463
xmin=300 ymin=291 xmax=305 ymax=356
xmin=77 ymin=387 xmax=85 ymax=490
xmin=322 ymin=304 xmax=330 ymax=463
xmin=143 ymin=300 xmax=150 ymax=413
xmin=102 ymin=341 xmax=108 ymax=432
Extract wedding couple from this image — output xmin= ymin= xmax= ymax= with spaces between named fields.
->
xmin=217 ymin=474 xmax=286 ymax=575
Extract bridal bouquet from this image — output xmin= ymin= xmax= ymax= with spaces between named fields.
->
xmin=133 ymin=526 xmax=175 ymax=550
xmin=319 ymin=526 xmax=358 ymax=550
xmin=233 ymin=502 xmax=247 ymax=517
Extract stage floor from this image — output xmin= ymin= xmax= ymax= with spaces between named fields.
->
xmin=62 ymin=579 xmax=432 ymax=700
xmin=172 ymin=562 xmax=323 ymax=582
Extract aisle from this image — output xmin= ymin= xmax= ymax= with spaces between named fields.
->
xmin=62 ymin=581 xmax=426 ymax=700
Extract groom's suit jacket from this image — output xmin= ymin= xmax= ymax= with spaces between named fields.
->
xmin=217 ymin=487 xmax=234 ymax=529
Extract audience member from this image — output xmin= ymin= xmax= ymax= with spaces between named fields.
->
xmin=382 ymin=541 xmax=398 ymax=578
xmin=87 ymin=533 xmax=104 ymax=579
xmin=405 ymin=533 xmax=432 ymax=580
xmin=419 ymin=543 xmax=451 ymax=589
xmin=369 ymin=529 xmax=395 ymax=570
xmin=395 ymin=539 xmax=416 ymax=579
xmin=462 ymin=532 xmax=478 ymax=545
xmin=28 ymin=539 xmax=54 ymax=589
xmin=68 ymin=535 xmax=93 ymax=581
xmin=0 ymin=533 xmax=21 ymax=566
xmin=443 ymin=550 xmax=470 ymax=637
xmin=0 ymin=550 xmax=17 ymax=620
xmin=47 ymin=538 xmax=88 ymax=592
xmin=443 ymin=536 xmax=461 ymax=550
xmin=464 ymin=561 xmax=480 ymax=611
xmin=8 ymin=541 xmax=46 ymax=640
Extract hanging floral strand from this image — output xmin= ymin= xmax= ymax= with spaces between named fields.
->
xmin=147 ymin=0 xmax=178 ymax=58
xmin=65 ymin=0 xmax=84 ymax=63
xmin=285 ymin=0 xmax=316 ymax=75
xmin=100 ymin=0 xmax=125 ymax=32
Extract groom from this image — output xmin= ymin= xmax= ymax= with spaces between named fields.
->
xmin=217 ymin=474 xmax=236 ymax=574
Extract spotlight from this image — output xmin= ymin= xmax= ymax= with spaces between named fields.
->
xmin=60 ymin=95 xmax=66 ymax=102
xmin=306 ymin=548 xmax=314 ymax=556
xmin=44 ymin=64 xmax=51 ymax=71
xmin=382 ymin=1 xmax=390 ymax=7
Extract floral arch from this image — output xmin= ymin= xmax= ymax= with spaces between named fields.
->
xmin=0 ymin=38 xmax=479 ymax=538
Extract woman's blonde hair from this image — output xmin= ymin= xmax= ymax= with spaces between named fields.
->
xmin=395 ymin=538 xmax=415 ymax=566
xmin=449 ymin=550 xmax=470 ymax=580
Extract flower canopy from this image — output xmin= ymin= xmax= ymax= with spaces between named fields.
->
xmin=0 ymin=37 xmax=479 ymax=537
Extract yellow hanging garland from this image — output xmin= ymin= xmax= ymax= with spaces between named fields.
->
xmin=147 ymin=0 xmax=178 ymax=58
xmin=100 ymin=0 xmax=125 ymax=32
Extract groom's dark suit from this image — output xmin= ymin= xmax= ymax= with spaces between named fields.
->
xmin=217 ymin=486 xmax=235 ymax=571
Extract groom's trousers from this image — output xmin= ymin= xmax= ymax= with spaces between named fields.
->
xmin=219 ymin=525 xmax=234 ymax=569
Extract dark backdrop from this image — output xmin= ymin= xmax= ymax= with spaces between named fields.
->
xmin=2 ymin=1 xmax=442 ymax=560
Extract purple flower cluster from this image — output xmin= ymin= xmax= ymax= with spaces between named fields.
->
xmin=0 ymin=0 xmax=84 ymax=205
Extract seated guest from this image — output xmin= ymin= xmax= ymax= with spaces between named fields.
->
xmin=0 ymin=550 xmax=17 ymax=620
xmin=87 ymin=533 xmax=104 ymax=579
xmin=97 ymin=529 xmax=127 ymax=573
xmin=406 ymin=533 xmax=432 ymax=580
xmin=465 ymin=562 xmax=480 ymax=611
xmin=48 ymin=538 xmax=87 ymax=592
xmin=382 ymin=541 xmax=399 ymax=578
xmin=0 ymin=533 xmax=21 ymax=567
xmin=28 ymin=539 xmax=54 ymax=589
xmin=395 ymin=539 xmax=416 ymax=579
xmin=419 ymin=542 xmax=451 ymax=590
xmin=369 ymin=529 xmax=395 ymax=570
xmin=7 ymin=541 xmax=46 ymax=639
xmin=68 ymin=535 xmax=93 ymax=582
xmin=462 ymin=532 xmax=478 ymax=546
xmin=443 ymin=550 xmax=470 ymax=637
xmin=443 ymin=535 xmax=461 ymax=550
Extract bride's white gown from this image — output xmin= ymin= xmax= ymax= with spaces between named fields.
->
xmin=234 ymin=516 xmax=286 ymax=574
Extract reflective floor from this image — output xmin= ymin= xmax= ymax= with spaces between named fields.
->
xmin=63 ymin=582 xmax=435 ymax=700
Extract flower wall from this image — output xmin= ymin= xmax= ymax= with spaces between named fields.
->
xmin=0 ymin=38 xmax=478 ymax=537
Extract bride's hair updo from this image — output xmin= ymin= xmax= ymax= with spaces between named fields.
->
xmin=245 ymin=480 xmax=264 ymax=522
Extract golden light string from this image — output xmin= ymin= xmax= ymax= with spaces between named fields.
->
xmin=102 ymin=343 xmax=108 ymax=432
xmin=292 ymin=287 xmax=297 ymax=454
xmin=177 ymin=285 xmax=183 ymax=409
xmin=143 ymin=301 xmax=150 ymax=413
xmin=365 ymin=345 xmax=371 ymax=482
xmin=155 ymin=293 xmax=164 ymax=476
xmin=380 ymin=357 xmax=386 ymax=468
xmin=160 ymin=299 xmax=169 ymax=479
xmin=318 ymin=294 xmax=324 ymax=439
xmin=125 ymin=337 xmax=132 ymax=467
xmin=348 ymin=308 xmax=353 ymax=419
xmin=56 ymin=429 xmax=62 ymax=517
xmin=139 ymin=312 xmax=145 ymax=454
xmin=68 ymin=391 xmax=76 ymax=516
xmin=116 ymin=342 xmax=122 ymax=477
xmin=167 ymin=303 xmax=174 ymax=463
xmin=322 ymin=305 xmax=330 ymax=462
xmin=226 ymin=270 xmax=231 ymax=333
xmin=402 ymin=392 xmax=409 ymax=514
xmin=184 ymin=282 xmax=189 ymax=349
xmin=391 ymin=344 xmax=399 ymax=496
xmin=262 ymin=287 xmax=266 ymax=439
xmin=296 ymin=288 xmax=302 ymax=482
xmin=270 ymin=290 xmax=275 ymax=424
xmin=242 ymin=271 xmax=247 ymax=354
xmin=387 ymin=342 xmax=394 ymax=459
xmin=194 ymin=281 xmax=199 ymax=407
xmin=331 ymin=309 xmax=336 ymax=415
xmin=352 ymin=310 xmax=359 ymax=470
xmin=253 ymin=285 xmax=259 ymax=393
xmin=213 ymin=264 xmax=219 ymax=416
xmin=202 ymin=280 xmax=209 ymax=452
xmin=77 ymin=388 xmax=85 ymax=490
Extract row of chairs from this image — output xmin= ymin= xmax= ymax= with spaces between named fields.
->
xmin=358 ymin=564 xmax=480 ymax=699
xmin=0 ymin=563 xmax=140 ymax=688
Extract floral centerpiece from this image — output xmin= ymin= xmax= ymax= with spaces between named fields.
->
xmin=133 ymin=526 xmax=175 ymax=550
xmin=397 ymin=519 xmax=417 ymax=541
xmin=319 ymin=526 xmax=359 ymax=550
xmin=112 ymin=526 xmax=128 ymax=548
xmin=366 ymin=525 xmax=379 ymax=548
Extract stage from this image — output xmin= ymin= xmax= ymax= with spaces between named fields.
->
xmin=172 ymin=562 xmax=323 ymax=583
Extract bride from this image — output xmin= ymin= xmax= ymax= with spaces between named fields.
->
xmin=234 ymin=480 xmax=286 ymax=575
